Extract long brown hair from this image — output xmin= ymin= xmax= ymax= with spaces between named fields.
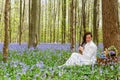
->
xmin=81 ymin=32 xmax=92 ymax=46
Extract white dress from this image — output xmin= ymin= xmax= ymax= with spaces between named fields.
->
xmin=63 ymin=41 xmax=97 ymax=66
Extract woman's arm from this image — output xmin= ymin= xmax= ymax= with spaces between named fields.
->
xmin=79 ymin=46 xmax=84 ymax=54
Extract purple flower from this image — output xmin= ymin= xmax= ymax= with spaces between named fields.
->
xmin=110 ymin=66 xmax=114 ymax=70
xmin=91 ymin=63 xmax=94 ymax=74
xmin=118 ymin=66 xmax=120 ymax=71
xmin=58 ymin=72 xmax=62 ymax=77
xmin=109 ymin=51 xmax=116 ymax=56
xmin=100 ymin=68 xmax=103 ymax=75
xmin=36 ymin=61 xmax=44 ymax=68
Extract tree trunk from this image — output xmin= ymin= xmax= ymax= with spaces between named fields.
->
xmin=53 ymin=0 xmax=56 ymax=43
xmin=79 ymin=19 xmax=83 ymax=45
xmin=18 ymin=0 xmax=25 ymax=43
xmin=70 ymin=0 xmax=76 ymax=52
xmin=28 ymin=0 xmax=39 ymax=48
xmin=19 ymin=0 xmax=22 ymax=45
xmin=61 ymin=0 xmax=66 ymax=44
xmin=57 ymin=0 xmax=60 ymax=43
xmin=28 ymin=0 xmax=31 ymax=46
xmin=49 ymin=0 xmax=52 ymax=43
xmin=102 ymin=0 xmax=120 ymax=54
xmin=3 ymin=0 xmax=11 ymax=63
xmin=78 ymin=0 xmax=82 ymax=45
xmin=38 ymin=0 xmax=41 ymax=43
xmin=82 ymin=0 xmax=86 ymax=34
xmin=74 ymin=0 xmax=77 ymax=45
xmin=93 ymin=0 xmax=99 ymax=45
xmin=9 ymin=0 xmax=11 ymax=43
xmin=0 ymin=0 xmax=4 ymax=22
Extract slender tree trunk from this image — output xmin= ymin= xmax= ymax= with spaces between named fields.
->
xmin=19 ymin=0 xmax=22 ymax=45
xmin=38 ymin=0 xmax=41 ymax=43
xmin=19 ymin=0 xmax=25 ymax=45
xmin=68 ymin=0 xmax=71 ymax=43
xmin=46 ymin=1 xmax=48 ymax=43
xmin=49 ymin=0 xmax=52 ymax=43
xmin=82 ymin=0 xmax=86 ymax=34
xmin=79 ymin=1 xmax=83 ymax=45
xmin=86 ymin=1 xmax=90 ymax=30
xmin=53 ymin=0 xmax=56 ymax=42
xmin=22 ymin=0 xmax=25 ymax=41
xmin=9 ymin=0 xmax=11 ymax=43
xmin=28 ymin=0 xmax=31 ymax=47
xmin=41 ymin=2 xmax=44 ymax=42
xmin=74 ymin=0 xmax=77 ymax=44
xmin=3 ymin=0 xmax=11 ymax=63
xmin=0 ymin=0 xmax=4 ymax=22
xmin=57 ymin=0 xmax=60 ymax=43
xmin=70 ymin=0 xmax=76 ymax=52
xmin=46 ymin=0 xmax=49 ymax=42
xmin=79 ymin=14 xmax=83 ymax=45
xmin=61 ymin=0 xmax=66 ymax=43
xmin=96 ymin=0 xmax=100 ymax=45
xmin=44 ymin=0 xmax=47 ymax=43
xmin=102 ymin=0 xmax=120 ymax=54
xmin=93 ymin=0 xmax=99 ymax=45
xmin=78 ymin=0 xmax=82 ymax=45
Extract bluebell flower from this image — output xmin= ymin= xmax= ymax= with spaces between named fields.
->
xmin=109 ymin=51 xmax=116 ymax=56
xmin=100 ymin=68 xmax=103 ymax=75
xmin=36 ymin=61 xmax=44 ymax=69
xmin=110 ymin=66 xmax=114 ymax=70
xmin=118 ymin=66 xmax=120 ymax=71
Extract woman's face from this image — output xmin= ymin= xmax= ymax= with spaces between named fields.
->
xmin=86 ymin=34 xmax=92 ymax=43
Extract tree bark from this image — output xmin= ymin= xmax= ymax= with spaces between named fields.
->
xmin=9 ymin=0 xmax=11 ymax=43
xmin=28 ymin=0 xmax=39 ymax=48
xmin=82 ymin=0 xmax=86 ymax=34
xmin=70 ymin=0 xmax=76 ymax=52
xmin=53 ymin=0 xmax=57 ymax=43
xmin=3 ymin=0 xmax=11 ymax=63
xmin=57 ymin=0 xmax=60 ymax=43
xmin=93 ymin=0 xmax=99 ymax=45
xmin=19 ymin=0 xmax=22 ymax=45
xmin=102 ymin=0 xmax=120 ymax=54
xmin=61 ymin=0 xmax=66 ymax=43
xmin=49 ymin=0 xmax=52 ymax=43
xmin=38 ymin=0 xmax=41 ymax=43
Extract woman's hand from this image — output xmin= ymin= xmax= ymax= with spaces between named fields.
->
xmin=79 ymin=46 xmax=84 ymax=54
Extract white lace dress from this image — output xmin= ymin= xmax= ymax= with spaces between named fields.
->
xmin=63 ymin=41 xmax=97 ymax=66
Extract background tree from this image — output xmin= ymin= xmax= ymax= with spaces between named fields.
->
xmin=3 ymin=0 xmax=11 ymax=63
xmin=82 ymin=0 xmax=86 ymax=34
xmin=61 ymin=0 xmax=66 ymax=43
xmin=19 ymin=0 xmax=22 ymax=45
xmin=93 ymin=0 xmax=99 ymax=45
xmin=38 ymin=0 xmax=41 ymax=43
xmin=53 ymin=0 xmax=57 ymax=42
xmin=28 ymin=0 xmax=39 ymax=48
xmin=70 ymin=0 xmax=76 ymax=52
xmin=9 ymin=0 xmax=11 ymax=43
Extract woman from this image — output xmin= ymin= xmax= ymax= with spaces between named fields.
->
xmin=59 ymin=32 xmax=97 ymax=67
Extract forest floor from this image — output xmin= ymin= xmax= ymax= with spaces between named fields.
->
xmin=0 ymin=43 xmax=120 ymax=80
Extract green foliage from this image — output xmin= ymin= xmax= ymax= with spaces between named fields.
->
xmin=0 ymin=49 xmax=120 ymax=80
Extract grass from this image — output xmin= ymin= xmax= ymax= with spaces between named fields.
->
xmin=0 ymin=49 xmax=120 ymax=80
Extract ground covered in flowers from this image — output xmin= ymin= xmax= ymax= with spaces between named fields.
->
xmin=0 ymin=43 xmax=120 ymax=80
